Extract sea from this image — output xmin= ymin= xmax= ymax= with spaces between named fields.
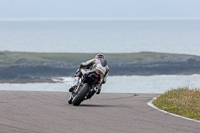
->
xmin=0 ymin=20 xmax=200 ymax=93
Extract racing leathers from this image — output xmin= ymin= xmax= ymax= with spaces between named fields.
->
xmin=69 ymin=58 xmax=109 ymax=94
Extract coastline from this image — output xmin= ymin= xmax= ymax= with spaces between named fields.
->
xmin=1 ymin=73 xmax=200 ymax=84
xmin=1 ymin=51 xmax=200 ymax=83
xmin=0 ymin=79 xmax=55 ymax=84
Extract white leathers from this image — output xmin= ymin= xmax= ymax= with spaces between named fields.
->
xmin=79 ymin=57 xmax=109 ymax=83
xmin=69 ymin=54 xmax=109 ymax=94
xmin=93 ymin=59 xmax=107 ymax=75
xmin=92 ymin=58 xmax=109 ymax=83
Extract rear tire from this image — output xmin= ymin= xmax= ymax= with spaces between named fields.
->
xmin=72 ymin=83 xmax=90 ymax=106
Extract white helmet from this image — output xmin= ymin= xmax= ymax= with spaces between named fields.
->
xmin=95 ymin=53 xmax=107 ymax=67
xmin=95 ymin=53 xmax=105 ymax=59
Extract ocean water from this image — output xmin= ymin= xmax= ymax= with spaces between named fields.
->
xmin=0 ymin=20 xmax=200 ymax=55
xmin=1 ymin=20 xmax=200 ymax=93
xmin=1 ymin=75 xmax=200 ymax=93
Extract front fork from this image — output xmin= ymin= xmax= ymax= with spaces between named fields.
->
xmin=70 ymin=81 xmax=83 ymax=98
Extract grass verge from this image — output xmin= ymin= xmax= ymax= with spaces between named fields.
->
xmin=153 ymin=88 xmax=200 ymax=120
xmin=0 ymin=51 xmax=183 ymax=65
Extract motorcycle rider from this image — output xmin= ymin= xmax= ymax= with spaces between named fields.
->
xmin=69 ymin=53 xmax=109 ymax=94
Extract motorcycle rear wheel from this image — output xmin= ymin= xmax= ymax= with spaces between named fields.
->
xmin=72 ymin=83 xmax=90 ymax=106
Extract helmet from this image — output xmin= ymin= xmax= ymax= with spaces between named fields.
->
xmin=95 ymin=53 xmax=105 ymax=59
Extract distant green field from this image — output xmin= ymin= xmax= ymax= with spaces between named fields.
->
xmin=0 ymin=51 xmax=181 ymax=65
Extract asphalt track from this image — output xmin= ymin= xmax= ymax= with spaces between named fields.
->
xmin=0 ymin=91 xmax=199 ymax=133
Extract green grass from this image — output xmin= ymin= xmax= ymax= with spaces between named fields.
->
xmin=0 ymin=51 xmax=95 ymax=65
xmin=153 ymin=88 xmax=200 ymax=120
xmin=0 ymin=51 xmax=181 ymax=66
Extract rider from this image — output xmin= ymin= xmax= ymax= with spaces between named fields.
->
xmin=69 ymin=53 xmax=109 ymax=94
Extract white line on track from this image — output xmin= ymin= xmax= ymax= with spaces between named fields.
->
xmin=147 ymin=97 xmax=200 ymax=123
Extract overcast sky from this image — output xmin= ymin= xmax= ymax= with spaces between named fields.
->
xmin=0 ymin=0 xmax=200 ymax=20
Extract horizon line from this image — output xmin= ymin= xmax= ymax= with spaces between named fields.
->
xmin=1 ymin=17 xmax=200 ymax=21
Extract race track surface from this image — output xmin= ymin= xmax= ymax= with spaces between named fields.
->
xmin=0 ymin=91 xmax=199 ymax=133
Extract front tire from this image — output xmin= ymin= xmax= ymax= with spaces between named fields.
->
xmin=72 ymin=83 xmax=90 ymax=106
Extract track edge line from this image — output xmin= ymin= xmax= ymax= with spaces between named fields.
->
xmin=147 ymin=97 xmax=200 ymax=123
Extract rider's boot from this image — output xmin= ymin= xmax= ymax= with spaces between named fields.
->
xmin=69 ymin=77 xmax=80 ymax=92
xmin=96 ymin=88 xmax=101 ymax=94
xmin=95 ymin=84 xmax=102 ymax=94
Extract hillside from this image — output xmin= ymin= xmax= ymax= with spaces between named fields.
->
xmin=1 ymin=51 xmax=200 ymax=83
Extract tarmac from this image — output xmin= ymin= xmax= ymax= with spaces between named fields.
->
xmin=0 ymin=91 xmax=199 ymax=133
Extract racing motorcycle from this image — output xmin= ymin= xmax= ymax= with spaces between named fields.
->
xmin=68 ymin=69 xmax=101 ymax=106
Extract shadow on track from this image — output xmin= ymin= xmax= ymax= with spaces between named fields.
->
xmin=79 ymin=104 xmax=117 ymax=107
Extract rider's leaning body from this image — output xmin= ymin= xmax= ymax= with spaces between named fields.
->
xmin=69 ymin=54 xmax=109 ymax=94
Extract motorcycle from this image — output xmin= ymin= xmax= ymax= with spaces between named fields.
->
xmin=68 ymin=69 xmax=101 ymax=106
